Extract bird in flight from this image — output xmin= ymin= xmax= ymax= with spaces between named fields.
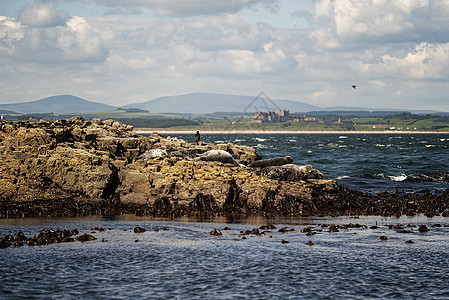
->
xmin=352 ymin=85 xmax=357 ymax=89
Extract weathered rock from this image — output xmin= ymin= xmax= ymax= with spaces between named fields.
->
xmin=2 ymin=117 xmax=305 ymax=217
xmin=4 ymin=117 xmax=447 ymax=218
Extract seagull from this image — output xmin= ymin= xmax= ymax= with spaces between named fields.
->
xmin=352 ymin=85 xmax=357 ymax=89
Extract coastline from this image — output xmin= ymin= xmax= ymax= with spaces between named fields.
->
xmin=135 ymin=129 xmax=449 ymax=135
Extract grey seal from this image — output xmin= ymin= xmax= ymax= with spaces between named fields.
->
xmin=194 ymin=150 xmax=244 ymax=167
xmin=137 ymin=148 xmax=168 ymax=159
xmin=250 ymin=156 xmax=293 ymax=168
xmin=255 ymin=164 xmax=323 ymax=181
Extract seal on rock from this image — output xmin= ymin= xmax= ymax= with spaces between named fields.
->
xmin=194 ymin=150 xmax=244 ymax=167
xmin=138 ymin=148 xmax=168 ymax=159
xmin=255 ymin=164 xmax=323 ymax=181
xmin=250 ymin=156 xmax=293 ymax=168
xmin=170 ymin=149 xmax=207 ymax=160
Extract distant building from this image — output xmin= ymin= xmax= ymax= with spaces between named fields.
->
xmin=253 ymin=110 xmax=290 ymax=123
xmin=279 ymin=110 xmax=289 ymax=121
xmin=252 ymin=110 xmax=321 ymax=123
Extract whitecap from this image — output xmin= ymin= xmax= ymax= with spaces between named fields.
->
xmin=289 ymin=139 xmax=297 ymax=142
xmin=254 ymin=137 xmax=267 ymax=142
xmin=425 ymin=145 xmax=435 ymax=148
xmin=306 ymin=150 xmax=312 ymax=153
xmin=234 ymin=139 xmax=245 ymax=142
xmin=215 ymin=140 xmax=225 ymax=144
xmin=254 ymin=144 xmax=266 ymax=149
xmin=339 ymin=136 xmax=347 ymax=139
xmin=335 ymin=176 xmax=350 ymax=180
xmin=389 ymin=174 xmax=408 ymax=182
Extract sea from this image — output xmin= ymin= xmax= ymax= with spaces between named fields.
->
xmin=1 ymin=133 xmax=449 ymax=299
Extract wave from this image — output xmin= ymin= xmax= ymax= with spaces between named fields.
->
xmin=254 ymin=137 xmax=267 ymax=142
xmin=254 ymin=144 xmax=267 ymax=149
xmin=365 ymin=172 xmax=449 ymax=183
xmin=389 ymin=174 xmax=408 ymax=182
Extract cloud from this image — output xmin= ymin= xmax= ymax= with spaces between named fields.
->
xmin=81 ymin=0 xmax=271 ymax=17
xmin=18 ymin=1 xmax=69 ymax=27
xmin=93 ymin=14 xmax=300 ymax=78
xmin=2 ymin=0 xmax=449 ymax=111
xmin=312 ymin=0 xmax=449 ymax=45
xmin=0 ymin=17 xmax=25 ymax=55
xmin=365 ymin=42 xmax=449 ymax=80
xmin=0 ymin=13 xmax=109 ymax=63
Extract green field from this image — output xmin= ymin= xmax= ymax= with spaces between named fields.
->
xmin=6 ymin=111 xmax=449 ymax=132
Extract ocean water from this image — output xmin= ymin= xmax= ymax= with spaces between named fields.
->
xmin=1 ymin=215 xmax=449 ymax=299
xmin=171 ymin=133 xmax=449 ymax=193
xmin=2 ymin=133 xmax=449 ymax=299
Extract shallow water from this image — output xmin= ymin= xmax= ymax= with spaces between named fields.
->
xmin=2 ymin=215 xmax=449 ymax=299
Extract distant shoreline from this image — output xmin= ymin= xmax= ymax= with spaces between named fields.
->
xmin=135 ymin=129 xmax=449 ymax=135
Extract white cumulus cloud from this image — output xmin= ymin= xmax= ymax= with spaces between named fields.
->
xmin=312 ymin=0 xmax=449 ymax=44
xmin=0 ymin=13 xmax=109 ymax=64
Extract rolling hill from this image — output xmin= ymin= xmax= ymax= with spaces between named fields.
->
xmin=1 ymin=93 xmax=445 ymax=115
xmin=0 ymin=95 xmax=116 ymax=114
xmin=124 ymin=93 xmax=320 ymax=114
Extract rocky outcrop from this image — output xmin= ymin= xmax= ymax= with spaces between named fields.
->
xmin=0 ymin=117 xmax=343 ymax=218
xmin=3 ymin=117 xmax=447 ymax=218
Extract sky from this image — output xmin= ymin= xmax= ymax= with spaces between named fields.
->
xmin=1 ymin=0 xmax=449 ymax=111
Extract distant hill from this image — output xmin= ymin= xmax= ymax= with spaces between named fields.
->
xmin=0 ymin=109 xmax=18 ymax=114
xmin=2 ymin=93 xmax=446 ymax=116
xmin=0 ymin=95 xmax=116 ymax=114
xmin=124 ymin=93 xmax=320 ymax=114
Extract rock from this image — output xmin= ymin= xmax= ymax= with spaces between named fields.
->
xmin=77 ymin=234 xmax=96 ymax=242
xmin=250 ymin=156 xmax=293 ymax=168
xmin=255 ymin=164 xmax=323 ymax=182
xmin=7 ymin=117 xmax=443 ymax=219
xmin=210 ymin=229 xmax=222 ymax=236
xmin=134 ymin=226 xmax=146 ymax=233
xmin=328 ymin=225 xmax=339 ymax=232
xmin=418 ymin=225 xmax=430 ymax=232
